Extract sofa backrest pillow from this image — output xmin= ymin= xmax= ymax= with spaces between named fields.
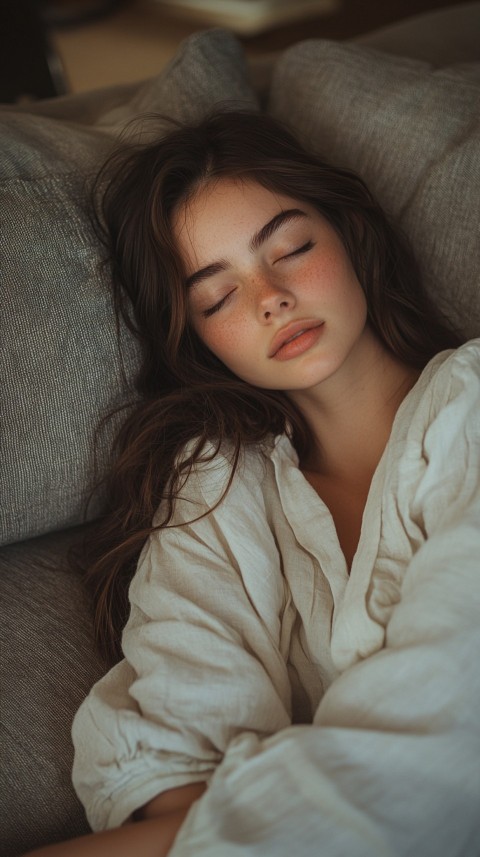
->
xmin=268 ymin=40 xmax=480 ymax=340
xmin=0 ymin=29 xmax=259 ymax=547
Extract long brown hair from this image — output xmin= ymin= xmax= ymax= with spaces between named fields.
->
xmin=85 ymin=108 xmax=461 ymax=661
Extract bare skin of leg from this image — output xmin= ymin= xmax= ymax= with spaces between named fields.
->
xmin=22 ymin=782 xmax=207 ymax=857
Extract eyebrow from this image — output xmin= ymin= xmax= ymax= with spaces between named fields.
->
xmin=185 ymin=208 xmax=308 ymax=289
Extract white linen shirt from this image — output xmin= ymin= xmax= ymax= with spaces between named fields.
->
xmin=72 ymin=340 xmax=480 ymax=856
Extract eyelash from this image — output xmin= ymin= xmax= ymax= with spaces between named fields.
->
xmin=202 ymin=291 xmax=235 ymax=318
xmin=201 ymin=240 xmax=315 ymax=318
xmin=285 ymin=240 xmax=315 ymax=259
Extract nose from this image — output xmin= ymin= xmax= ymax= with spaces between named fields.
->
xmin=257 ymin=277 xmax=295 ymax=321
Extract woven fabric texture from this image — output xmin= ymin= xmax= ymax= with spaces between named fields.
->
xmin=0 ymin=526 xmax=107 ymax=856
xmin=268 ymin=43 xmax=480 ymax=341
xmin=0 ymin=29 xmax=258 ymax=547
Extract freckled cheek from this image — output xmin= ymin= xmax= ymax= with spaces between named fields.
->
xmin=202 ymin=311 xmax=252 ymax=363
xmin=300 ymin=255 xmax=341 ymax=300
xmin=301 ymin=254 xmax=363 ymax=304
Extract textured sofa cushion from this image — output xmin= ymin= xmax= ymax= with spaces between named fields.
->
xmin=0 ymin=527 xmax=107 ymax=856
xmin=268 ymin=42 xmax=480 ymax=340
xmin=0 ymin=29 xmax=258 ymax=547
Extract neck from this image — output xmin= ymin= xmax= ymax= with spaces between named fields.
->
xmin=289 ymin=334 xmax=420 ymax=484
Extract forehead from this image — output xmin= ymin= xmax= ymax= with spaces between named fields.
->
xmin=172 ymin=177 xmax=315 ymax=269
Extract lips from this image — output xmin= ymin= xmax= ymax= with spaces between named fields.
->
xmin=268 ymin=320 xmax=324 ymax=358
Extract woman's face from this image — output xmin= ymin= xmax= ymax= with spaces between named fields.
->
xmin=173 ymin=177 xmax=371 ymax=394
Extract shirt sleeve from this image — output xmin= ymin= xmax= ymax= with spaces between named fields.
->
xmin=71 ymin=448 xmax=293 ymax=831
xmin=168 ymin=342 xmax=480 ymax=857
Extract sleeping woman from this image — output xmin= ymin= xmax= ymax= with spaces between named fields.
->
xmin=24 ymin=109 xmax=480 ymax=857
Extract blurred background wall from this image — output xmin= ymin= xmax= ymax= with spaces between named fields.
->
xmin=0 ymin=0 xmax=471 ymax=100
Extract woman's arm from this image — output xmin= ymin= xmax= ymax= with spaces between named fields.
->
xmin=23 ymin=783 xmax=207 ymax=857
xmin=134 ymin=781 xmax=207 ymax=820
xmin=72 ymin=447 xmax=293 ymax=831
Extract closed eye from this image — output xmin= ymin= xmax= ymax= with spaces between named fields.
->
xmin=200 ymin=241 xmax=314 ymax=318
xmin=288 ymin=241 xmax=315 ymax=256
xmin=202 ymin=289 xmax=236 ymax=318
xmin=283 ymin=240 xmax=315 ymax=260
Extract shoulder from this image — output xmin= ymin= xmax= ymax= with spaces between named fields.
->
xmin=428 ymin=338 xmax=480 ymax=399
xmin=423 ymin=338 xmax=480 ymax=395
xmin=421 ymin=340 xmax=480 ymax=436
xmin=401 ymin=339 xmax=480 ymax=435
xmin=155 ymin=436 xmax=279 ymax=526
xmin=388 ymin=341 xmax=480 ymax=502
xmin=394 ymin=341 xmax=480 ymax=516
xmin=425 ymin=340 xmax=480 ymax=456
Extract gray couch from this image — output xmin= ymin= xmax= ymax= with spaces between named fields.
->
xmin=1 ymin=6 xmax=480 ymax=855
